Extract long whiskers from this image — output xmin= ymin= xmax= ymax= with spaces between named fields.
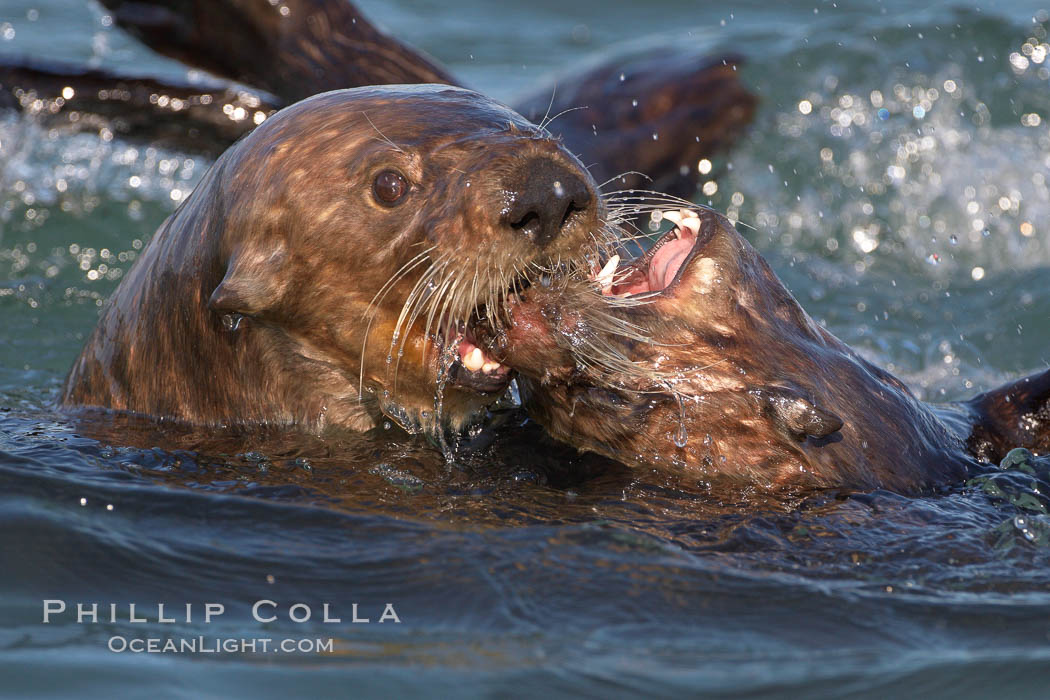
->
xmin=359 ymin=246 xmax=437 ymax=398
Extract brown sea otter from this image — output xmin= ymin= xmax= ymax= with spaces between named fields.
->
xmin=61 ymin=85 xmax=608 ymax=434
xmin=479 ymin=206 xmax=1050 ymax=492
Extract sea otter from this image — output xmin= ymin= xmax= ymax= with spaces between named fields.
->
xmin=61 ymin=85 xmax=608 ymax=434
xmin=479 ymin=206 xmax=1050 ymax=493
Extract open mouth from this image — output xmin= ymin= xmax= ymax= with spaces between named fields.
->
xmin=449 ymin=328 xmax=512 ymax=393
xmin=442 ymin=210 xmax=709 ymax=391
xmin=437 ymin=317 xmax=514 ymax=394
xmin=594 ymin=208 xmax=708 ymax=297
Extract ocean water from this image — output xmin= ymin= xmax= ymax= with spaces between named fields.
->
xmin=1 ymin=1 xmax=1050 ymax=697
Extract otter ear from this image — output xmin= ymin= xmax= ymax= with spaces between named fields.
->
xmin=756 ymin=387 xmax=844 ymax=442
xmin=208 ymin=241 xmax=289 ymax=315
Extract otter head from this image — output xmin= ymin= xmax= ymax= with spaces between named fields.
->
xmin=205 ymin=85 xmax=602 ymax=433
xmin=480 ymin=204 xmax=872 ymax=488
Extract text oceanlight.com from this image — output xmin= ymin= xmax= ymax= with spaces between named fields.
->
xmin=107 ymin=636 xmax=336 ymax=654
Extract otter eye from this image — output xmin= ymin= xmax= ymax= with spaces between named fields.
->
xmin=372 ymin=170 xmax=408 ymax=206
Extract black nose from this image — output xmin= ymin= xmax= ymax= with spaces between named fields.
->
xmin=504 ymin=158 xmax=593 ymax=248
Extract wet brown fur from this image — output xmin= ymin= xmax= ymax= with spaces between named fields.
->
xmin=61 ymin=85 xmax=603 ymax=434
xmin=483 ymin=209 xmax=1050 ymax=493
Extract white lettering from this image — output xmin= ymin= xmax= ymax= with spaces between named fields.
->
xmin=289 ymin=604 xmax=311 ymax=623
xmin=252 ymin=600 xmax=277 ymax=623
xmin=42 ymin=600 xmax=65 ymax=623
xmin=322 ymin=603 xmax=340 ymax=623
xmin=379 ymin=604 xmax=401 ymax=623
xmin=128 ymin=603 xmax=146 ymax=623
xmin=76 ymin=603 xmax=98 ymax=623
xmin=204 ymin=603 xmax=224 ymax=623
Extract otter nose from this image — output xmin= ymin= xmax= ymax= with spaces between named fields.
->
xmin=504 ymin=158 xmax=593 ymax=248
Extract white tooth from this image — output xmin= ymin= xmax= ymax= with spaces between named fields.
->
xmin=482 ymin=361 xmax=501 ymax=373
xmin=463 ymin=347 xmax=485 ymax=371
xmin=597 ymin=254 xmax=620 ymax=289
xmin=662 ymin=210 xmax=683 ymax=225
xmin=681 ymin=208 xmax=699 ymax=219
xmin=681 ymin=217 xmax=701 ymax=236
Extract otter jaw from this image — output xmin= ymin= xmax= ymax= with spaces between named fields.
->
xmin=590 ymin=208 xmax=707 ymax=298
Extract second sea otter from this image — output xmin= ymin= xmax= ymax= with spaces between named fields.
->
xmin=480 ymin=208 xmax=1050 ymax=492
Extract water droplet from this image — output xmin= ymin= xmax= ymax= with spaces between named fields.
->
xmin=949 ymin=235 xmax=958 ymax=245
xmin=926 ymin=253 xmax=940 ymax=265
xmin=672 ymin=391 xmax=688 ymax=448
xmin=386 ymin=355 xmax=393 ymax=364
xmin=674 ymin=425 xmax=688 ymax=448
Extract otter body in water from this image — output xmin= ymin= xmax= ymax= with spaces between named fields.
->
xmin=482 ymin=208 xmax=1050 ymax=493
xmin=61 ymin=85 xmax=604 ymax=434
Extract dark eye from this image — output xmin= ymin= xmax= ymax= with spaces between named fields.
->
xmin=372 ymin=170 xmax=409 ymax=206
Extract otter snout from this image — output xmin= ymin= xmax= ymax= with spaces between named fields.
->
xmin=503 ymin=157 xmax=594 ymax=248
